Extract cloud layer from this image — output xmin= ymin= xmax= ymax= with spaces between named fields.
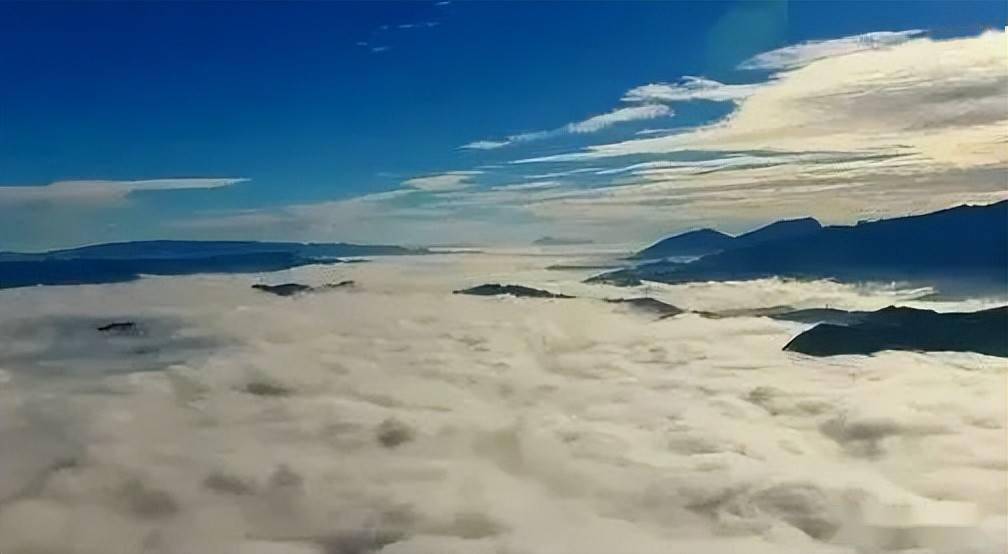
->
xmin=0 ymin=253 xmax=1004 ymax=553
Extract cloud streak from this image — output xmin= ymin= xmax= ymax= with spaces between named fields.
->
xmin=0 ymin=178 xmax=246 ymax=206
xmin=402 ymin=171 xmax=482 ymax=191
xmin=462 ymin=105 xmax=672 ymax=150
xmin=738 ymin=29 xmax=927 ymax=70
xmin=622 ymin=77 xmax=763 ymax=104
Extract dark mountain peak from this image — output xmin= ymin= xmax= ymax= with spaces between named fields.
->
xmin=733 ymin=217 xmax=822 ymax=247
xmin=454 ymin=283 xmax=573 ymax=299
xmin=251 ymin=281 xmax=355 ymax=296
xmin=635 ymin=217 xmax=822 ymax=260
xmin=634 ymin=228 xmax=733 ymax=259
xmin=96 ymin=321 xmax=140 ymax=334
xmin=605 ymin=297 xmax=683 ymax=317
xmin=876 ymin=305 xmax=929 ymax=314
xmin=743 ymin=216 xmax=820 ymax=232
xmin=252 ymin=280 xmax=356 ymax=297
xmin=685 ymin=228 xmax=730 ymax=238
xmin=784 ymin=305 xmax=1008 ymax=357
xmin=252 ymin=283 xmax=313 ymax=297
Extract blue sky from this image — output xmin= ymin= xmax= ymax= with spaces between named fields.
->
xmin=1 ymin=1 xmax=1006 ymax=249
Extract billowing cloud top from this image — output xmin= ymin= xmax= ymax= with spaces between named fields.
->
xmin=0 ymin=254 xmax=1004 ymax=552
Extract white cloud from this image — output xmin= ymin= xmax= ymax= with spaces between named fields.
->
xmin=402 ymin=171 xmax=482 ymax=191
xmin=463 ymin=73 xmax=759 ymax=153
xmin=564 ymin=104 xmax=672 ymax=134
xmin=397 ymin=21 xmax=437 ymax=30
xmin=516 ymin=157 xmax=1008 ymax=235
xmin=738 ymin=29 xmax=926 ymax=70
xmin=569 ymin=31 xmax=1008 ymax=167
xmin=622 ymin=77 xmax=764 ymax=104
xmin=462 ymin=139 xmax=520 ymax=151
xmin=0 ymin=178 xmax=246 ymax=206
xmin=462 ymin=105 xmax=672 ymax=150
xmin=0 ymin=255 xmax=1003 ymax=553
xmin=525 ymin=167 xmax=603 ymax=179
xmin=593 ymin=153 xmax=797 ymax=175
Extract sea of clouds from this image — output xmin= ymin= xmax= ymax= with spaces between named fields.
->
xmin=0 ymin=252 xmax=1004 ymax=554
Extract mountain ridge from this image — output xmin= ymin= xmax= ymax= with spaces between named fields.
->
xmin=783 ymin=305 xmax=1008 ymax=357
xmin=635 ymin=217 xmax=822 ymax=259
xmin=595 ymin=200 xmax=1008 ymax=294
xmin=0 ymin=239 xmax=425 ymax=261
xmin=0 ymin=240 xmax=425 ymax=290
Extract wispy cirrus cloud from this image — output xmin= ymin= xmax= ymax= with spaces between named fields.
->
xmin=738 ymin=29 xmax=926 ymax=70
xmin=464 ymin=75 xmax=764 ymax=151
xmin=355 ymin=8 xmax=443 ymax=54
xmin=401 ymin=170 xmax=482 ymax=191
xmin=0 ymin=178 xmax=246 ymax=206
xmin=622 ymin=77 xmax=763 ymax=104
xmin=565 ymin=104 xmax=673 ymax=134
xmin=462 ymin=104 xmax=672 ymax=150
xmin=397 ymin=21 xmax=438 ymax=30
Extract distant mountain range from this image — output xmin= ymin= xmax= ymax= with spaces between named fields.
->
xmin=533 ymin=236 xmax=595 ymax=246
xmin=635 ymin=217 xmax=822 ymax=259
xmin=0 ymin=240 xmax=426 ymax=289
xmin=592 ymin=200 xmax=1008 ymax=294
xmin=0 ymin=240 xmax=420 ymax=261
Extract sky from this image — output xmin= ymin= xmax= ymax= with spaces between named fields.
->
xmin=1 ymin=0 xmax=1006 ymax=250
